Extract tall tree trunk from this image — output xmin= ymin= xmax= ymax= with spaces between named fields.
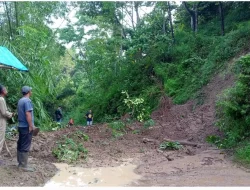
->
xmin=114 ymin=2 xmax=126 ymax=39
xmin=194 ymin=3 xmax=198 ymax=33
xmin=0 ymin=23 xmax=3 ymax=38
xmin=219 ymin=2 xmax=225 ymax=36
xmin=114 ymin=14 xmax=126 ymax=39
xmin=131 ymin=2 xmax=135 ymax=30
xmin=162 ymin=9 xmax=167 ymax=34
xmin=134 ymin=1 xmax=140 ymax=26
xmin=14 ymin=2 xmax=19 ymax=29
xmin=167 ymin=1 xmax=175 ymax=42
xmin=4 ymin=2 xmax=13 ymax=39
xmin=183 ymin=1 xmax=198 ymax=32
xmin=119 ymin=4 xmax=124 ymax=74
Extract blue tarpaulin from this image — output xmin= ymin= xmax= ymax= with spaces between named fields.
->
xmin=0 ymin=46 xmax=28 ymax=71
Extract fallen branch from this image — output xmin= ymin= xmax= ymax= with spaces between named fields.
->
xmin=143 ymin=137 xmax=202 ymax=147
xmin=163 ymin=138 xmax=202 ymax=147
xmin=142 ymin=138 xmax=160 ymax=144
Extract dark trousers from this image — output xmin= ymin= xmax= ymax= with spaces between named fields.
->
xmin=17 ymin=127 xmax=33 ymax=152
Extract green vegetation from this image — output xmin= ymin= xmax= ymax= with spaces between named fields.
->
xmin=1 ymin=2 xmax=250 ymax=163
xmin=52 ymin=131 xmax=89 ymax=163
xmin=57 ymin=2 xmax=250 ymax=123
xmin=206 ymin=135 xmax=223 ymax=148
xmin=143 ymin=119 xmax=155 ymax=129
xmin=0 ymin=2 xmax=68 ymax=129
xmin=159 ymin=141 xmax=183 ymax=150
xmin=108 ymin=121 xmax=126 ymax=138
xmin=5 ymin=126 xmax=18 ymax=140
xmin=216 ymin=55 xmax=250 ymax=143
xmin=235 ymin=143 xmax=250 ymax=165
xmin=122 ymin=91 xmax=150 ymax=122
xmin=206 ymin=55 xmax=250 ymax=164
xmin=213 ymin=55 xmax=250 ymax=163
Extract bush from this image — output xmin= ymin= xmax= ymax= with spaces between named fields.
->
xmin=216 ymin=54 xmax=250 ymax=148
xmin=52 ymin=131 xmax=89 ymax=163
xmin=73 ymin=131 xmax=89 ymax=141
xmin=108 ymin=121 xmax=126 ymax=138
xmin=109 ymin=120 xmax=125 ymax=131
xmin=159 ymin=141 xmax=183 ymax=150
xmin=60 ymin=19 xmax=250 ymax=127
xmin=52 ymin=136 xmax=88 ymax=163
xmin=159 ymin=23 xmax=250 ymax=105
xmin=206 ymin=135 xmax=225 ymax=149
xmin=235 ymin=143 xmax=250 ymax=165
xmin=122 ymin=91 xmax=150 ymax=122
xmin=143 ymin=119 xmax=155 ymax=129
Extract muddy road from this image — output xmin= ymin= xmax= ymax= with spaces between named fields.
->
xmin=1 ymin=68 xmax=250 ymax=186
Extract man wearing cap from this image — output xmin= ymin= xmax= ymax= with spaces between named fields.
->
xmin=17 ymin=86 xmax=39 ymax=172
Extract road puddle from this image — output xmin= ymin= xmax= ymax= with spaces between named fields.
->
xmin=44 ymin=162 xmax=141 ymax=187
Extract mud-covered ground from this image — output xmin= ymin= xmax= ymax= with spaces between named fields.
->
xmin=1 ymin=57 xmax=250 ymax=186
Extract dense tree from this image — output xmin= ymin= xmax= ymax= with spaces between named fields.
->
xmin=54 ymin=1 xmax=250 ymax=122
xmin=0 ymin=2 xmax=67 ymax=128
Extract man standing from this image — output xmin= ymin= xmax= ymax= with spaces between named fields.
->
xmin=17 ymin=86 xmax=39 ymax=172
xmin=55 ymin=106 xmax=63 ymax=123
xmin=0 ymin=85 xmax=14 ymax=157
xmin=85 ymin=110 xmax=93 ymax=126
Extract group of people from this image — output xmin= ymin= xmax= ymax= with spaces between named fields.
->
xmin=0 ymin=84 xmax=39 ymax=172
xmin=55 ymin=107 xmax=94 ymax=127
xmin=68 ymin=110 xmax=94 ymax=127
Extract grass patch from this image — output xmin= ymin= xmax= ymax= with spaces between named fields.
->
xmin=108 ymin=121 xmax=126 ymax=138
xmin=143 ymin=119 xmax=155 ymax=129
xmin=235 ymin=142 xmax=250 ymax=165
